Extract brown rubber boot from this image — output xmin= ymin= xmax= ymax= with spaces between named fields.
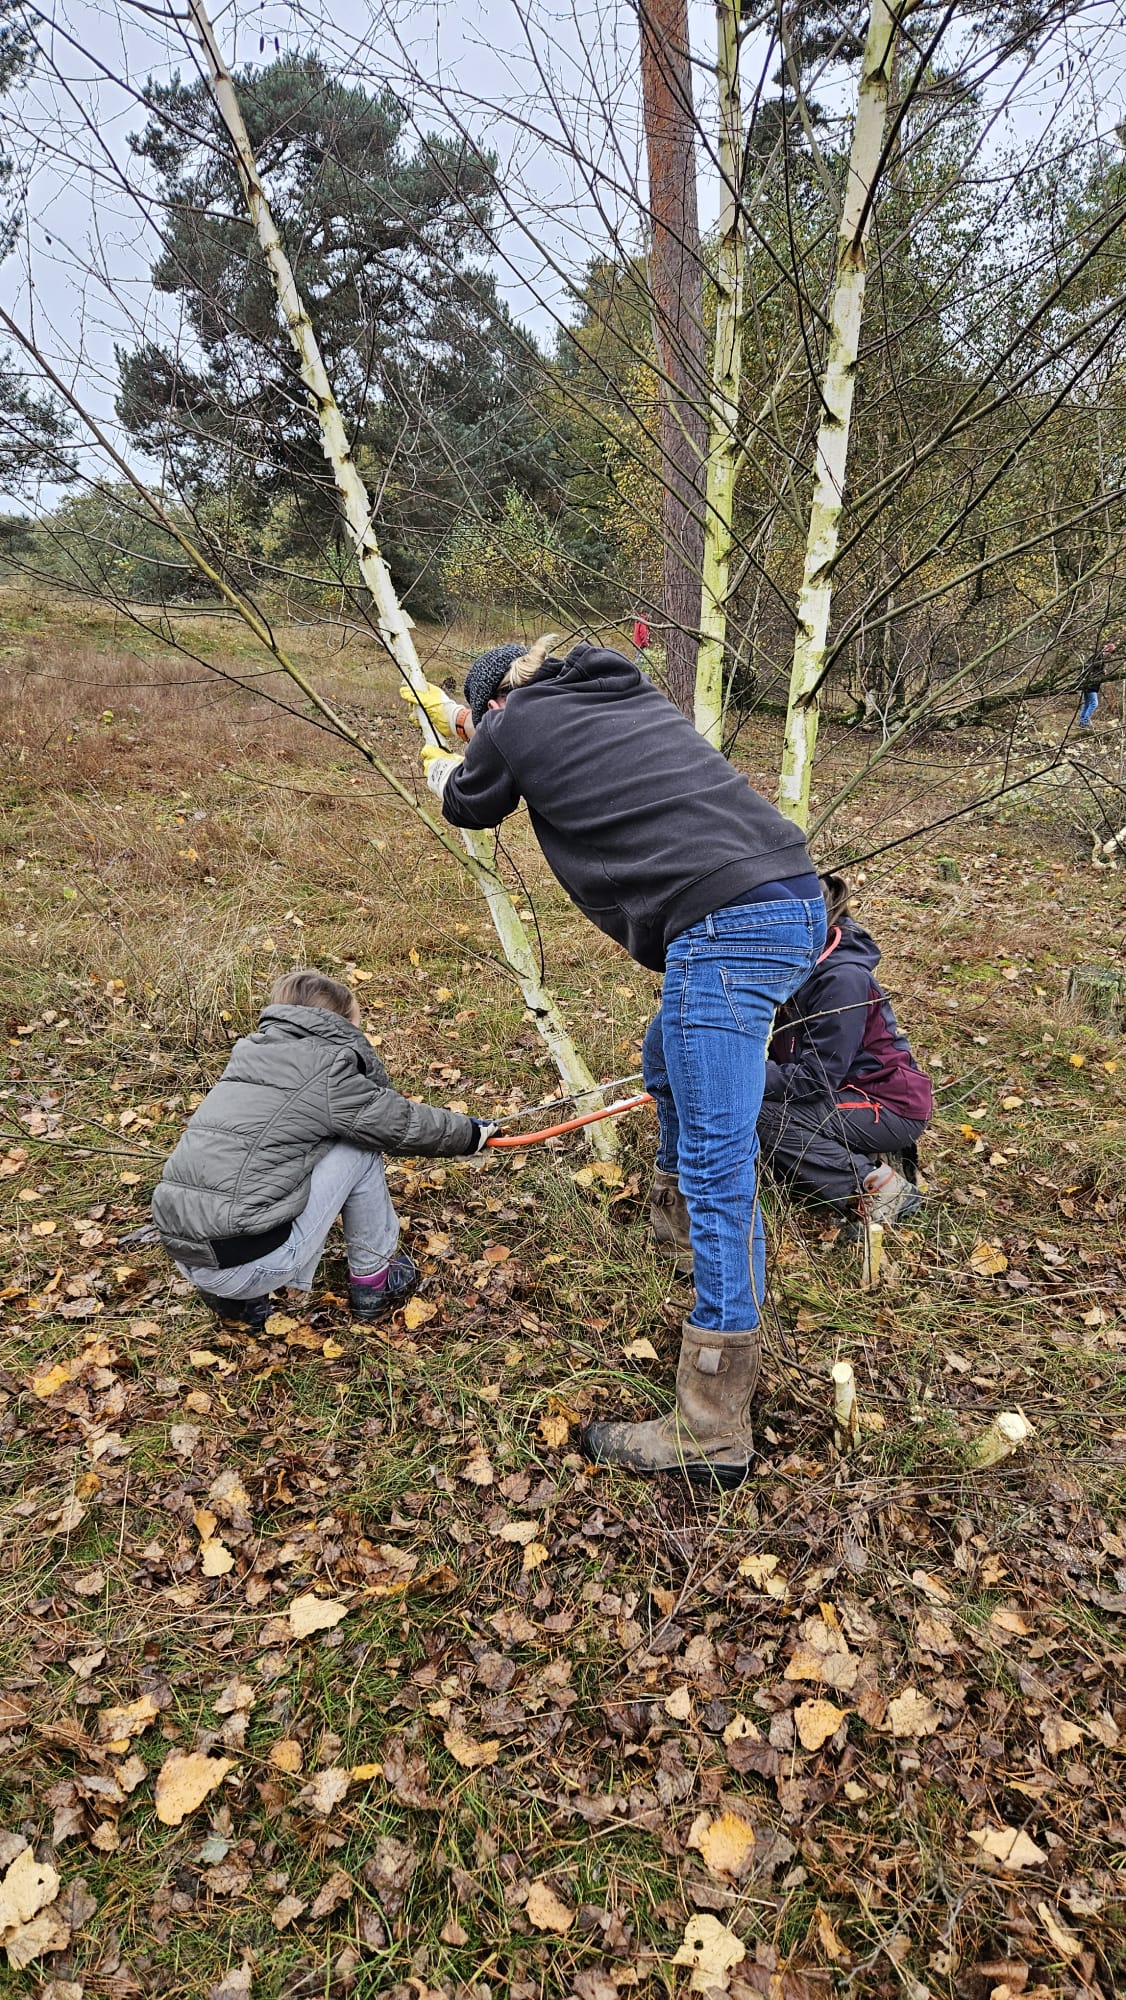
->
xmin=581 ymin=1318 xmax=759 ymax=1488
xmin=650 ymin=1169 xmax=693 ymax=1272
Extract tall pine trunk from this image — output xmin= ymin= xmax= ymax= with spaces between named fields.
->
xmin=188 ymin=0 xmax=615 ymax=1153
xmin=777 ymin=0 xmax=906 ymax=827
xmin=694 ymin=0 xmax=745 ymax=746
xmin=639 ymin=0 xmax=707 ymax=718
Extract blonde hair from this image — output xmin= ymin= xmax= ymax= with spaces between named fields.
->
xmin=498 ymin=632 xmax=561 ymax=697
xmin=268 ymin=969 xmax=359 ymax=1021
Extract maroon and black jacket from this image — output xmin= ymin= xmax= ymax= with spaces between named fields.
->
xmin=763 ymin=918 xmax=932 ymax=1123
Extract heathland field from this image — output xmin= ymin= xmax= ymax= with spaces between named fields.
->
xmin=2 ymin=589 xmax=1125 ymax=2000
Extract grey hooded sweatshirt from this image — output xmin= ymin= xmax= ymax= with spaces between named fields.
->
xmin=151 ymin=1004 xmax=476 ymax=1269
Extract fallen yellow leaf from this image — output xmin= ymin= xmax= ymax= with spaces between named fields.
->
xmin=524 ymin=1879 xmax=574 ymax=1934
xmin=0 ymin=1847 xmax=59 ymax=1931
xmin=784 ymin=1615 xmax=859 ymax=1691
xmin=288 ymin=1592 xmax=348 ymax=1640
xmin=623 ymin=1336 xmax=659 ymax=1361
xmin=29 ymin=1361 xmax=75 ymax=1399
xmin=460 ymin=1445 xmax=495 ymax=1487
xmin=154 ymin=1750 xmax=233 ymax=1826
xmin=886 ymin=1688 xmax=942 ymax=1738
xmin=443 ymin=1728 xmax=500 ymax=1770
xmin=794 ymin=1698 xmax=846 ymax=1751
xmin=268 ymin=1739 xmax=303 ymax=1774
xmin=403 ymin=1298 xmax=437 ymax=1331
xmin=989 ymin=1607 xmax=1032 ymax=1638
xmin=815 ymin=1903 xmax=850 ymax=1963
xmin=737 ymin=1552 xmax=787 ymax=1597
xmin=689 ymin=1809 xmax=756 ymax=1878
xmin=1040 ymin=1713 xmax=1083 ymax=1757
xmin=96 ymin=1693 xmax=159 ymax=1743
xmin=571 ymin=1161 xmax=624 ymax=1188
xmin=1037 ymin=1900 xmax=1082 ymax=1958
xmin=672 ymin=1914 xmax=745 ymax=1993
xmin=969 ymin=1240 xmax=1008 ymax=1277
xmin=968 ymin=1824 xmax=1047 ymax=1870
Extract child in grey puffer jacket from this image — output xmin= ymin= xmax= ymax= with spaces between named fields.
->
xmin=152 ymin=969 xmax=493 ymax=1327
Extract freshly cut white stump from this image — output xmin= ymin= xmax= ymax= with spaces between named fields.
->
xmin=968 ymin=1411 xmax=1033 ymax=1469
xmin=832 ymin=1360 xmax=860 ymax=1451
xmin=861 ymin=1221 xmax=884 ymax=1289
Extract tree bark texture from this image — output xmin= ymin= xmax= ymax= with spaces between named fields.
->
xmin=639 ymin=0 xmax=708 ymax=718
xmin=694 ymin=0 xmax=745 ymax=745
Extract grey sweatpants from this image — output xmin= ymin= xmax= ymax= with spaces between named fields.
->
xmin=758 ymin=1096 xmax=925 ymax=1213
xmin=176 ymin=1143 xmax=399 ymax=1298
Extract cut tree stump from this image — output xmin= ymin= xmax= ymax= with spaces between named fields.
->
xmin=935 ymin=857 xmax=961 ymax=882
xmin=1066 ymin=966 xmax=1126 ymax=1024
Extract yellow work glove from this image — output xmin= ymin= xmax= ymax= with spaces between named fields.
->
xmin=399 ymin=680 xmax=470 ymax=746
xmin=421 ymin=742 xmax=462 ymax=800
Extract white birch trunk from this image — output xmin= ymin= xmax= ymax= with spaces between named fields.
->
xmin=694 ymin=0 xmax=745 ymax=746
xmin=187 ymin=0 xmax=614 ymax=1155
xmin=777 ymin=0 xmax=904 ymax=828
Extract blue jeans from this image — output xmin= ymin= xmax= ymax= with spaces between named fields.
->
xmin=1079 ymin=690 xmax=1098 ymax=727
xmin=643 ymin=898 xmax=826 ymax=1331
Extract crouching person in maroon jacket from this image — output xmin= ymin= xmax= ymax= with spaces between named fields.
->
xmin=757 ymin=874 xmax=932 ymax=1231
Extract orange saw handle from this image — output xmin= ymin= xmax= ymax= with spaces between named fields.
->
xmin=486 ymin=1092 xmax=653 ymax=1148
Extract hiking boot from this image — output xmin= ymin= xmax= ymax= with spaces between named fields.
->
xmin=349 ymin=1251 xmax=419 ymax=1323
xmin=580 ymin=1318 xmax=758 ymax=1488
xmin=196 ymin=1288 xmax=272 ymax=1332
xmin=650 ymin=1169 xmax=693 ymax=1271
xmin=859 ymin=1164 xmax=924 ymax=1228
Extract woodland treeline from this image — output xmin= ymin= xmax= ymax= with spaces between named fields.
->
xmin=1 ymin=2 xmax=1125 ymax=731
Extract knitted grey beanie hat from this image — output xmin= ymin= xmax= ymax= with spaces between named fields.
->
xmin=463 ymin=642 xmax=525 ymax=725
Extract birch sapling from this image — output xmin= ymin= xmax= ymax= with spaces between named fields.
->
xmin=694 ymin=0 xmax=746 ymax=747
xmin=186 ymin=0 xmax=614 ymax=1155
xmin=778 ymin=0 xmax=921 ymax=829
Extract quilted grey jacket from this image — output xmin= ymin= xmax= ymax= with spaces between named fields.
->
xmin=151 ymin=1004 xmax=476 ymax=1265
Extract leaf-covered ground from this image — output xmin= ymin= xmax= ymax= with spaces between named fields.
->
xmin=2 ymin=592 xmax=1125 ymax=2000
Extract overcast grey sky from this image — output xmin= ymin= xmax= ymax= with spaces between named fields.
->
xmin=1 ymin=0 xmax=1124 ymax=504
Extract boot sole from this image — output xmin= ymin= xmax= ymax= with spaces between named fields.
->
xmin=350 ymin=1289 xmax=415 ymax=1324
xmin=685 ymin=1458 xmax=752 ymax=1490
xmin=581 ymin=1429 xmax=752 ymax=1488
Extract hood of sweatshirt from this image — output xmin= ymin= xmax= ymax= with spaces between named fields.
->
xmin=255 ymin=1004 xmax=367 ymax=1051
xmin=823 ymin=918 xmax=882 ymax=975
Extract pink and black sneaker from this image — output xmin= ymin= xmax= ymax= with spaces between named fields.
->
xmin=348 ymin=1252 xmax=419 ymax=1323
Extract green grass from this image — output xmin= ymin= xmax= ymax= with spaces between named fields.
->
xmin=2 ymin=589 xmax=1126 ymax=1996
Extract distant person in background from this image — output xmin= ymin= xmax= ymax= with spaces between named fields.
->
xmin=757 ymin=874 xmax=932 ymax=1231
xmin=1079 ymin=638 xmax=1117 ymax=727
